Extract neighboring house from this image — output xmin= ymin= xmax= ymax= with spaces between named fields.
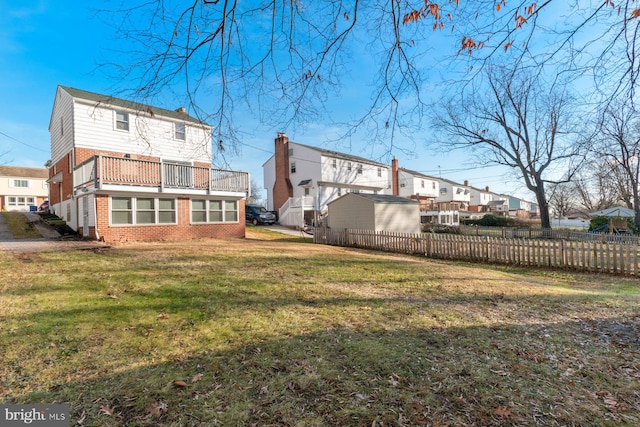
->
xmin=263 ymin=133 xmax=391 ymax=227
xmin=327 ymin=193 xmax=420 ymax=234
xmin=47 ymin=85 xmax=249 ymax=243
xmin=468 ymin=185 xmax=493 ymax=213
xmin=0 ymin=166 xmax=49 ymax=211
xmin=507 ymin=196 xmax=536 ymax=219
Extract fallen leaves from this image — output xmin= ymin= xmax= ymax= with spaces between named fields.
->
xmin=495 ymin=405 xmax=518 ymax=419
xmin=146 ymin=401 xmax=168 ymax=417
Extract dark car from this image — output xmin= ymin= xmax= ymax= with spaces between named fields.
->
xmin=38 ymin=200 xmax=49 ymax=213
xmin=246 ymin=204 xmax=276 ymax=225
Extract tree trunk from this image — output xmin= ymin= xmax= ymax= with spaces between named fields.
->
xmin=535 ymin=186 xmax=552 ymax=229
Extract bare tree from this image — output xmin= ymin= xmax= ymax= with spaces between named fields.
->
xmin=437 ymin=66 xmax=581 ymax=229
xmin=592 ymin=103 xmax=640 ymax=229
xmin=103 ymin=1 xmax=640 ymax=157
xmin=547 ymin=183 xmax=575 ymax=218
xmin=572 ymin=169 xmax=620 ymax=215
xmin=247 ymin=179 xmax=264 ymax=205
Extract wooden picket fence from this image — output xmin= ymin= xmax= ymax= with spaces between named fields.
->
xmin=313 ymin=228 xmax=640 ymax=276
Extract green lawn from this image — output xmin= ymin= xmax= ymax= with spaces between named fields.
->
xmin=1 ymin=228 xmax=639 ymax=426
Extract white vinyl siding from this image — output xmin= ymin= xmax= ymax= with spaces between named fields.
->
xmin=54 ymin=88 xmax=212 ymax=166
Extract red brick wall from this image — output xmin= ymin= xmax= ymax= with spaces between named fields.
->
xmin=272 ymin=132 xmax=293 ymax=212
xmin=48 ymin=153 xmax=75 ymax=206
xmin=94 ymin=195 xmax=245 ymax=244
xmin=74 ymin=148 xmax=161 ymax=164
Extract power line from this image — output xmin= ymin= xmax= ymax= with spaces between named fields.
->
xmin=0 ymin=130 xmax=49 ymax=153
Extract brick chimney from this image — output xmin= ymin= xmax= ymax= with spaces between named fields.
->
xmin=464 ymin=180 xmax=469 ymax=187
xmin=272 ymin=132 xmax=294 ymax=212
xmin=485 ymin=186 xmax=490 ymax=192
xmin=392 ymin=157 xmax=399 ymax=196
xmin=176 ymin=107 xmax=187 ymax=114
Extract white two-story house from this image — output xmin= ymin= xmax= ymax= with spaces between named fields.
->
xmin=0 ymin=166 xmax=49 ymax=212
xmin=263 ymin=133 xmax=391 ymax=227
xmin=47 ymin=86 xmax=249 ymax=243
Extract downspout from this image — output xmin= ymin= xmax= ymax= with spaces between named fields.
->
xmin=93 ymin=191 xmax=100 ymax=241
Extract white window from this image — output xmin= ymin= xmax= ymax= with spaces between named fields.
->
xmin=111 ymin=197 xmax=133 ymax=224
xmin=191 ymin=199 xmax=238 ymax=223
xmin=332 ymin=159 xmax=337 ymax=169
xmin=115 ymin=111 xmax=129 ymax=131
xmin=377 ymin=167 xmax=382 ymax=177
xmin=174 ymin=123 xmax=186 ymax=140
xmin=11 ymin=179 xmax=29 ymax=188
xmin=6 ymin=196 xmax=35 ymax=207
xmin=111 ymin=196 xmax=177 ymax=225
xmin=158 ymin=199 xmax=176 ymax=223
xmin=421 ymin=180 xmax=425 ymax=188
xmin=357 ymin=164 xmax=363 ymax=174
xmin=347 ymin=162 xmax=352 ymax=172
xmin=290 ymin=162 xmax=296 ymax=173
xmin=432 ymin=182 xmax=436 ymax=189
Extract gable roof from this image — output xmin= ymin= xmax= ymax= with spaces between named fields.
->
xmin=58 ymin=86 xmax=209 ymax=126
xmin=292 ymin=142 xmax=389 ymax=168
xmin=0 ymin=166 xmax=48 ymax=179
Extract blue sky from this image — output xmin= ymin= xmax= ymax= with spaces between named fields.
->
xmin=0 ymin=1 xmax=528 ymax=200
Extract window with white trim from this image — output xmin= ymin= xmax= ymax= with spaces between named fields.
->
xmin=290 ymin=162 xmax=296 ymax=173
xmin=6 ymin=196 xmax=35 ymax=207
xmin=111 ymin=196 xmax=177 ymax=225
xmin=191 ymin=199 xmax=238 ymax=223
xmin=11 ymin=179 xmax=29 ymax=188
xmin=111 ymin=197 xmax=133 ymax=224
xmin=357 ymin=164 xmax=363 ymax=174
xmin=174 ymin=123 xmax=186 ymax=140
xmin=115 ymin=111 xmax=130 ymax=131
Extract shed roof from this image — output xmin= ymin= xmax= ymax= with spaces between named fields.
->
xmin=59 ymin=86 xmax=209 ymax=126
xmin=330 ymin=193 xmax=419 ymax=206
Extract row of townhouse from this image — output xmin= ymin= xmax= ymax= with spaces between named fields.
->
xmin=43 ymin=85 xmax=250 ymax=244
xmin=263 ymin=133 xmax=539 ymax=228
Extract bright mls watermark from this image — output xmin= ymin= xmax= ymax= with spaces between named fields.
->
xmin=1 ymin=405 xmax=69 ymax=426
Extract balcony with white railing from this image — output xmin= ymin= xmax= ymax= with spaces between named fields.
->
xmin=74 ymin=155 xmax=250 ymax=195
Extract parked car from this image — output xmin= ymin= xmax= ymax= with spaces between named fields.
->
xmin=246 ymin=204 xmax=276 ymax=225
xmin=38 ymin=200 xmax=49 ymax=213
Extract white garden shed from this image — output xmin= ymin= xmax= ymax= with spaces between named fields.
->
xmin=327 ymin=193 xmax=420 ymax=234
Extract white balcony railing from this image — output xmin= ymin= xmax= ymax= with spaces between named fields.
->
xmin=74 ymin=155 xmax=249 ymax=194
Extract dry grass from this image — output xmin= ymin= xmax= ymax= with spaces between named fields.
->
xmin=1 ymin=227 xmax=639 ymax=426
xmin=1 ymin=212 xmax=42 ymax=239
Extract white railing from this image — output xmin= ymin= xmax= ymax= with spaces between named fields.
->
xmin=74 ymin=155 xmax=249 ymax=193
xmin=278 ymin=196 xmax=315 ymax=227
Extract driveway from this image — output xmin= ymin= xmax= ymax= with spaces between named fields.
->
xmin=0 ymin=212 xmax=109 ymax=253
